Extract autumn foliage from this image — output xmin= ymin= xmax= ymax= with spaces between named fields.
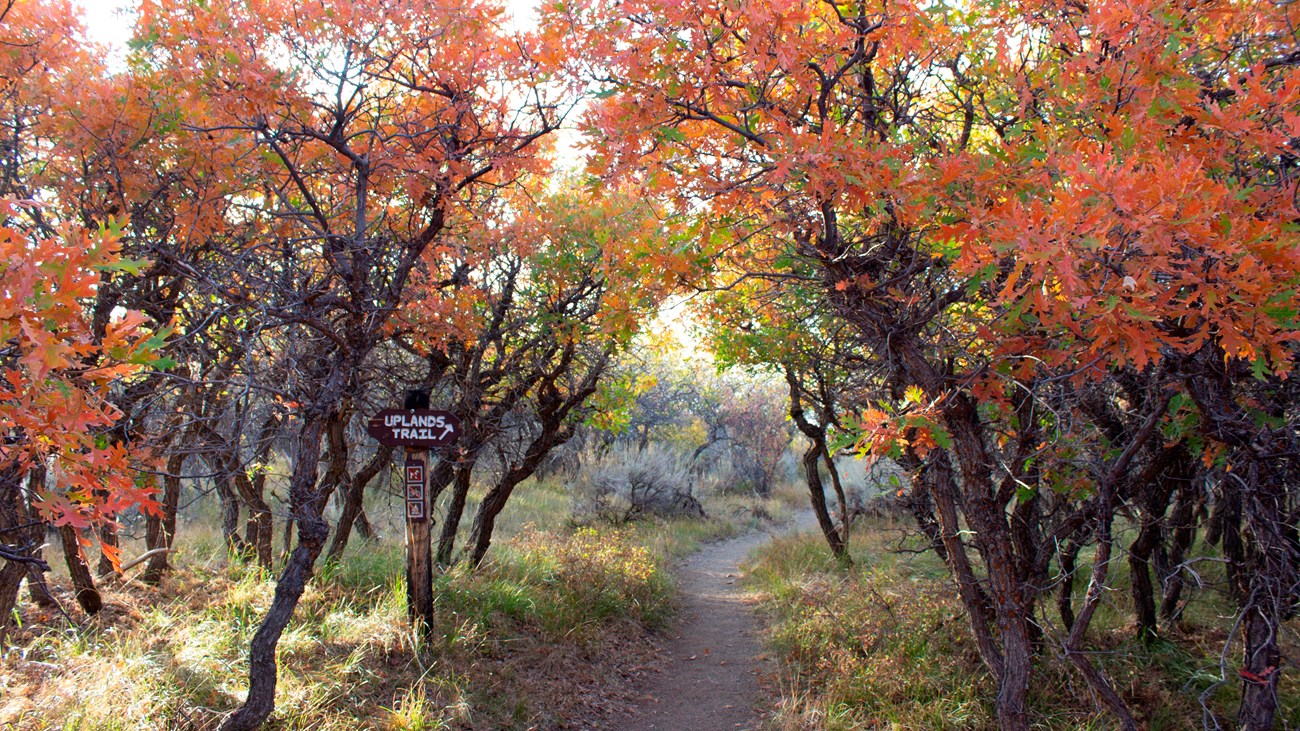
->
xmin=565 ymin=0 xmax=1300 ymax=727
xmin=0 ymin=205 xmax=160 ymax=530
xmin=1 ymin=0 xmax=1299 ymax=728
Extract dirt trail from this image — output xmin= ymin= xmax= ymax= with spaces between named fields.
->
xmin=601 ymin=512 xmax=816 ymax=731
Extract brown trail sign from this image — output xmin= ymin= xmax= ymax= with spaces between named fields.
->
xmin=368 ymin=401 xmax=461 ymax=633
xmin=366 ymin=409 xmax=461 ymax=447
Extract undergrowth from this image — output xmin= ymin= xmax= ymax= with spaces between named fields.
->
xmin=746 ymin=520 xmax=1300 ymax=731
xmin=0 ymin=474 xmax=798 ymax=730
xmin=0 ymin=478 xmax=705 ymax=731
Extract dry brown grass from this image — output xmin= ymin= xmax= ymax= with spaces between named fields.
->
xmin=0 ymin=526 xmax=669 ymax=731
xmin=746 ymin=519 xmax=1300 ymax=731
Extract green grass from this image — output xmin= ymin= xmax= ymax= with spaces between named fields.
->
xmin=746 ymin=519 xmax=1300 ymax=731
xmin=4 ymin=527 xmax=670 ymax=730
xmin=2 ymin=473 xmax=785 ymax=731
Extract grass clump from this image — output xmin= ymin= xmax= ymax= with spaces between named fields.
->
xmin=493 ymin=526 xmax=673 ymax=633
xmin=1 ymin=522 xmax=675 ymax=730
xmin=748 ymin=522 xmax=1300 ymax=731
xmin=749 ymin=530 xmax=991 ymax=731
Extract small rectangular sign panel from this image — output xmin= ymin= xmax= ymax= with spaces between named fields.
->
xmin=404 ymin=455 xmax=428 ymax=522
xmin=405 ymin=463 xmax=425 ymax=484
xmin=406 ymin=500 xmax=425 ymax=520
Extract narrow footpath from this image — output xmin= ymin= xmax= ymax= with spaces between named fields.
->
xmin=602 ymin=512 xmax=815 ymax=731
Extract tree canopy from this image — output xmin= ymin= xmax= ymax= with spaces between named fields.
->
xmin=1 ymin=0 xmax=1297 ymax=728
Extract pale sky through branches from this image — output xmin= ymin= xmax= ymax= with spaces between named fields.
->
xmin=74 ymin=0 xmax=582 ymax=167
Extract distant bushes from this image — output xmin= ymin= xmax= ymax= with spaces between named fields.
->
xmin=571 ymin=444 xmax=708 ymax=523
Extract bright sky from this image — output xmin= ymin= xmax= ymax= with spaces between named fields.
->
xmin=76 ymin=0 xmax=545 ymax=62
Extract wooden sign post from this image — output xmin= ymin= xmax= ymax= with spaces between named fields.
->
xmin=366 ymin=392 xmax=461 ymax=634
xmin=403 ymin=451 xmax=432 ymax=629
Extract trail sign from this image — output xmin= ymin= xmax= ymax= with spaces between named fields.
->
xmin=376 ymin=396 xmax=462 ymax=636
xmin=366 ymin=409 xmax=461 ymax=448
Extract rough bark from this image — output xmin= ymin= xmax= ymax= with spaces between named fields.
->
xmin=217 ymin=414 xmax=330 ymax=731
xmin=896 ymin=448 xmax=949 ymax=561
xmin=26 ymin=561 xmax=56 ymax=609
xmin=925 ymin=450 xmax=1005 ymax=681
xmin=326 ymin=445 xmax=393 ymax=563
xmin=1063 ymin=490 xmax=1138 ymax=731
xmin=784 ymin=367 xmax=849 ymax=561
xmin=1056 ymin=539 xmax=1080 ymax=631
xmin=821 ymin=448 xmax=851 ymax=539
xmin=354 ymin=508 xmax=374 ymax=541
xmin=1 ymin=465 xmax=48 ymax=630
xmin=1235 ymin=461 xmax=1291 ymax=731
xmin=235 ymin=469 xmax=275 ymax=570
xmin=467 ymin=399 xmax=584 ymax=566
xmin=0 ymin=557 xmax=24 ymax=636
xmin=436 ymin=465 xmax=473 ymax=566
xmin=143 ymin=452 xmax=184 ymax=584
xmin=95 ymin=521 xmax=120 ymax=578
xmin=1239 ymin=601 xmax=1283 ymax=731
xmin=1123 ymin=444 xmax=1186 ymax=643
xmin=1184 ymin=346 xmax=1298 ymax=731
xmin=58 ymin=525 xmax=101 ymax=615
xmin=209 ymin=466 xmax=245 ymax=555
xmin=1159 ymin=485 xmax=1201 ymax=623
xmin=801 ymin=441 xmax=847 ymax=559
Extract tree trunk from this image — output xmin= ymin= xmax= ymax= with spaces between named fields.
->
xmin=59 ymin=525 xmax=101 ymax=615
xmin=1056 ymin=540 xmax=1080 ymax=631
xmin=217 ymin=414 xmax=331 ymax=731
xmin=1129 ymin=524 xmax=1160 ymax=644
xmin=1238 ymin=602 xmax=1282 ymax=731
xmin=1159 ymin=486 xmax=1200 ymax=623
xmin=783 ymin=367 xmax=847 ymax=561
xmin=436 ymin=465 xmax=473 ymax=566
xmin=143 ymin=453 xmax=184 ymax=585
xmin=1235 ymin=463 xmax=1291 ymax=731
xmin=925 ymin=451 xmax=1005 ymax=683
xmin=821 ymin=448 xmax=851 ymax=539
xmin=898 ymin=450 xmax=949 ymax=561
xmin=467 ymin=475 xmax=522 ymax=567
xmin=26 ymin=560 xmax=56 ymax=609
xmin=801 ymin=441 xmax=847 ymax=560
xmin=326 ymin=445 xmax=393 ymax=563
xmin=467 ymin=411 xmax=579 ymax=567
xmin=234 ymin=470 xmax=274 ymax=570
xmin=943 ymin=394 xmax=1033 ymax=731
xmin=1127 ymin=447 xmax=1183 ymax=643
xmin=355 ymin=507 xmax=374 ymax=541
xmin=1209 ymin=480 xmax=1245 ymax=604
xmin=0 ymin=558 xmax=24 ymax=637
xmin=1182 ymin=348 xmax=1296 ymax=731
xmin=211 ymin=469 xmax=245 ymax=555
xmin=1 ymin=465 xmax=50 ymax=630
xmin=1063 ymin=495 xmax=1138 ymax=731
xmin=96 ymin=521 xmax=120 ymax=578
xmin=281 ymin=517 xmax=294 ymax=564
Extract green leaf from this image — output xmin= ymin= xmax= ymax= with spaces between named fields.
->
xmin=930 ymin=423 xmax=953 ymax=450
xmin=657 ymin=127 xmax=687 ymax=143
xmin=96 ymin=257 xmax=151 ymax=275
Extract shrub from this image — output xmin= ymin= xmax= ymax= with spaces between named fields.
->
xmin=571 ymin=444 xmax=707 ymax=523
